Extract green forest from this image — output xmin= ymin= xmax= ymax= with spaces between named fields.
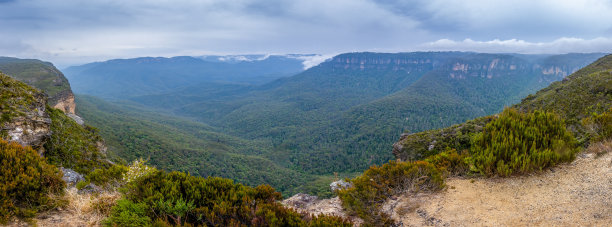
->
xmin=69 ymin=52 xmax=605 ymax=196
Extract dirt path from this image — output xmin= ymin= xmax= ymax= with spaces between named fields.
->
xmin=391 ymin=149 xmax=612 ymax=226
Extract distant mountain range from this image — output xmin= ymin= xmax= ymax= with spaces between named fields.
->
xmin=63 ymin=54 xmax=322 ymax=99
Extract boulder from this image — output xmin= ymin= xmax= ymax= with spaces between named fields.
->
xmin=60 ymin=167 xmax=85 ymax=186
xmin=330 ymin=179 xmax=352 ymax=192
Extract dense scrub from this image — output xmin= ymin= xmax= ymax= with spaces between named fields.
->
xmin=469 ymin=108 xmax=577 ymax=176
xmin=424 ymin=149 xmax=470 ymax=176
xmin=44 ymin=107 xmax=111 ymax=174
xmin=338 ymin=161 xmax=444 ymax=225
xmin=0 ymin=73 xmax=40 ymax=132
xmin=582 ymin=108 xmax=612 ymax=143
xmin=517 ymin=62 xmax=612 ymax=143
xmin=393 ymin=116 xmax=494 ymax=161
xmin=0 ymin=139 xmax=65 ymax=224
xmin=107 ymin=169 xmax=351 ymax=226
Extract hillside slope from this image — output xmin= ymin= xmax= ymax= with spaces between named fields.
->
xmin=74 ymin=95 xmax=317 ymax=195
xmin=0 ymin=57 xmax=76 ymax=114
xmin=394 ymin=54 xmax=612 ymax=161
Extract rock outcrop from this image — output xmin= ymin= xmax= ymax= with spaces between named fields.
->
xmin=330 ymin=179 xmax=352 ymax=192
xmin=1 ymin=73 xmax=52 ymax=152
xmin=50 ymin=90 xmax=76 ymax=114
xmin=282 ymin=194 xmax=362 ymax=225
xmin=60 ymin=167 xmax=86 ymax=186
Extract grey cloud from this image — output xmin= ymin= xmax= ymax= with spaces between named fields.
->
xmin=0 ymin=0 xmax=611 ymax=67
xmin=420 ymin=37 xmax=612 ymax=54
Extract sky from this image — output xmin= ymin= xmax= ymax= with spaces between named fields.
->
xmin=1 ymin=0 xmax=612 ymax=68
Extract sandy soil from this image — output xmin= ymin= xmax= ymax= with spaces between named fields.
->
xmin=391 ymin=149 xmax=612 ymax=226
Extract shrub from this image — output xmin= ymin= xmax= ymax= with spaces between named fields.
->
xmin=468 ymin=108 xmax=578 ymax=177
xmin=108 ymin=170 xmax=351 ymax=226
xmin=122 ymin=158 xmax=156 ymax=183
xmin=337 ymin=160 xmax=444 ymax=225
xmin=306 ymin=214 xmax=353 ymax=227
xmin=103 ymin=199 xmax=151 ymax=227
xmin=0 ymin=139 xmax=66 ymax=223
xmin=86 ymin=164 xmax=128 ymax=187
xmin=425 ymin=148 xmax=470 ymax=176
xmin=582 ymin=108 xmax=612 ymax=143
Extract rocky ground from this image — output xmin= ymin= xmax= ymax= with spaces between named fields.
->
xmin=282 ymin=193 xmax=363 ymax=225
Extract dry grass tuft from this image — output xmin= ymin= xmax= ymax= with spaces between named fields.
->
xmin=32 ymin=188 xmax=121 ymax=227
xmin=586 ymin=139 xmax=612 ymax=158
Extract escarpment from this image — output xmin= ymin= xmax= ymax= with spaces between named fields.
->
xmin=49 ymin=89 xmax=76 ymax=114
xmin=0 ymin=57 xmax=76 ymax=114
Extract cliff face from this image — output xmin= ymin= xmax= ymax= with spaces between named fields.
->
xmin=50 ymin=90 xmax=76 ymax=114
xmin=0 ymin=57 xmax=76 ymax=114
xmin=0 ymin=73 xmax=52 ymax=152
xmin=328 ymin=52 xmax=469 ymax=72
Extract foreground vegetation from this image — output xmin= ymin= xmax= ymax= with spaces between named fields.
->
xmin=338 ymin=108 xmax=582 ymax=225
xmin=0 ymin=139 xmax=65 ymax=224
xmin=469 ymin=108 xmax=577 ymax=176
xmin=108 ymin=166 xmax=351 ymax=226
xmin=338 ymin=161 xmax=444 ymax=225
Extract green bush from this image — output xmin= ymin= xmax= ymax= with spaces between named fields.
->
xmin=582 ymin=108 xmax=612 ymax=143
xmin=103 ymin=199 xmax=151 ymax=227
xmin=0 ymin=73 xmax=40 ymax=130
xmin=337 ymin=160 xmax=444 ymax=225
xmin=425 ymin=148 xmax=470 ymax=176
xmin=107 ymin=170 xmax=351 ymax=226
xmin=0 ymin=139 xmax=66 ymax=223
xmin=469 ymin=108 xmax=578 ymax=177
xmin=306 ymin=214 xmax=353 ymax=227
xmin=86 ymin=164 xmax=128 ymax=187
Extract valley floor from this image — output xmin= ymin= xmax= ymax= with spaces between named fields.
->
xmin=390 ymin=142 xmax=612 ymax=226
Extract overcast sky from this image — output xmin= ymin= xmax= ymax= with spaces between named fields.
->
xmin=1 ymin=0 xmax=612 ymax=68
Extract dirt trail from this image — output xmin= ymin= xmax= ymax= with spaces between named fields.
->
xmin=391 ymin=150 xmax=612 ymax=226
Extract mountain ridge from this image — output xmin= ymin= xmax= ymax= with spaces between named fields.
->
xmin=0 ymin=57 xmax=76 ymax=114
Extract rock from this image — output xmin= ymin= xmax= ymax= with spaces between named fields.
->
xmin=283 ymin=193 xmax=319 ymax=209
xmin=330 ymin=179 xmax=352 ymax=192
xmin=282 ymin=195 xmax=363 ymax=225
xmin=78 ymin=183 xmax=103 ymax=194
xmin=67 ymin=113 xmax=84 ymax=125
xmin=50 ymin=90 xmax=76 ymax=114
xmin=60 ymin=167 xmax=85 ymax=186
